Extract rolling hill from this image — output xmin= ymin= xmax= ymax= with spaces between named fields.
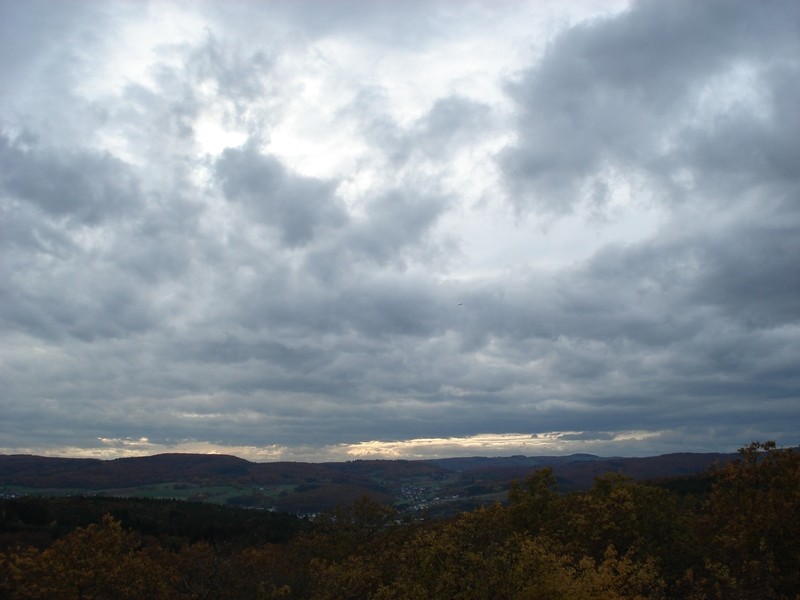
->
xmin=0 ymin=451 xmax=736 ymax=514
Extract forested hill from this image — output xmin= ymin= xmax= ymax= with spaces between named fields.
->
xmin=1 ymin=443 xmax=798 ymax=599
xmin=0 ymin=451 xmax=735 ymax=489
xmin=0 ymin=451 xmax=736 ymax=514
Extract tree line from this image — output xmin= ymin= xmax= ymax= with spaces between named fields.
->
xmin=1 ymin=441 xmax=798 ymax=599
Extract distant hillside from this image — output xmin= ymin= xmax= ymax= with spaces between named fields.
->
xmin=0 ymin=454 xmax=436 ymax=490
xmin=425 ymin=452 xmax=736 ymax=492
xmin=0 ymin=451 xmax=736 ymax=514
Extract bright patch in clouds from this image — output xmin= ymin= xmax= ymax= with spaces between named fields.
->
xmin=195 ymin=116 xmax=247 ymax=156
xmin=5 ymin=430 xmax=668 ymax=462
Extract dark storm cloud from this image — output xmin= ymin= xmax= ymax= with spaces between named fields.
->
xmin=479 ymin=0 xmax=800 ymax=447
xmin=215 ymin=144 xmax=347 ymax=246
xmin=1 ymin=274 xmax=156 ymax=342
xmin=332 ymin=273 xmax=448 ymax=338
xmin=688 ymin=221 xmax=800 ymax=329
xmin=181 ymin=335 xmax=329 ymax=370
xmin=673 ymin=64 xmax=800 ymax=204
xmin=500 ymin=0 xmax=800 ymax=215
xmin=301 ymin=187 xmax=452 ymax=283
xmin=0 ymin=131 xmax=164 ymax=341
xmin=348 ymin=191 xmax=451 ymax=263
xmin=0 ymin=133 xmax=141 ymax=224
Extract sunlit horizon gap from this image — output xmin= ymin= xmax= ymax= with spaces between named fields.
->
xmin=0 ymin=429 xmax=747 ymax=463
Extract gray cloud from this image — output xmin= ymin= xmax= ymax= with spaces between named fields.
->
xmin=1 ymin=0 xmax=798 ymax=460
xmin=0 ymin=133 xmax=141 ymax=224
xmin=348 ymin=191 xmax=451 ymax=263
xmin=351 ymin=92 xmax=493 ymax=167
xmin=500 ymin=0 xmax=800 ymax=215
xmin=187 ymin=32 xmax=273 ymax=106
xmin=215 ymin=144 xmax=347 ymax=246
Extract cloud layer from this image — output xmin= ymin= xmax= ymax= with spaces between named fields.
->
xmin=1 ymin=0 xmax=798 ymax=460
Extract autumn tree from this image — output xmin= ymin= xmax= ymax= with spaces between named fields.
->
xmin=507 ymin=467 xmax=560 ymax=534
xmin=700 ymin=441 xmax=800 ymax=599
xmin=2 ymin=515 xmax=171 ymax=599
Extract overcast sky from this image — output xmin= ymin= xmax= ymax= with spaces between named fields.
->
xmin=1 ymin=0 xmax=798 ymax=462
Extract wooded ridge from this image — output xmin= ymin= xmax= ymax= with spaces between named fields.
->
xmin=1 ymin=442 xmax=798 ymax=599
xmin=0 ymin=450 xmax=736 ymax=515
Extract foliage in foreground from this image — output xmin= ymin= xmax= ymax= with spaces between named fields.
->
xmin=1 ymin=441 xmax=798 ymax=599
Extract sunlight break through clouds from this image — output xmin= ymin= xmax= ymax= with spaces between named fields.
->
xmin=4 ymin=431 xmax=667 ymax=463
xmin=1 ymin=0 xmax=799 ymax=461
xmin=341 ymin=431 xmax=666 ymax=460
